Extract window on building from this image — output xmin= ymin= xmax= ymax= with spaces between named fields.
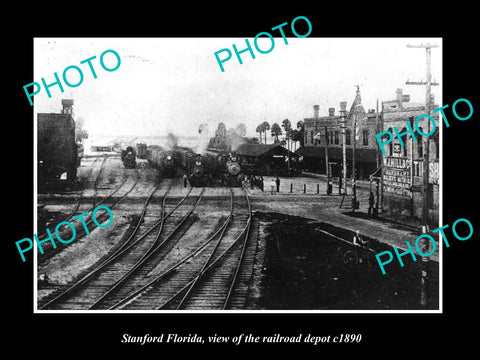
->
xmin=418 ymin=137 xmax=423 ymax=158
xmin=329 ymin=131 xmax=334 ymax=145
xmin=310 ymin=131 xmax=314 ymax=145
xmin=387 ymin=128 xmax=393 ymax=156
xmin=362 ymin=129 xmax=369 ymax=146
xmin=346 ymin=129 xmax=351 ymax=145
xmin=334 ymin=131 xmax=339 ymax=145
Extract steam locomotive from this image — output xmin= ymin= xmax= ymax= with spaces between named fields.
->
xmin=188 ymin=151 xmax=242 ymax=187
xmin=146 ymin=145 xmax=189 ymax=178
xmin=144 ymin=144 xmax=243 ymax=186
xmin=121 ymin=146 xmax=137 ymax=169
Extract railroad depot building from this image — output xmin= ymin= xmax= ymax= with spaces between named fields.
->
xmin=298 ymin=87 xmax=380 ymax=180
xmin=380 ymin=88 xmax=439 ymax=226
xmin=235 ymin=143 xmax=298 ymax=175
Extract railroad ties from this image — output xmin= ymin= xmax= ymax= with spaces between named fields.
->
xmin=39 ymin=177 xmax=259 ymax=311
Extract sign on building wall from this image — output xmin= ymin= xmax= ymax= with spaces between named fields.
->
xmin=429 ymin=160 xmax=439 ymax=185
xmin=383 ymin=156 xmax=411 ymax=196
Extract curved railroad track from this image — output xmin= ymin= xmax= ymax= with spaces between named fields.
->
xmin=38 ymin=184 xmax=204 ymax=310
xmin=36 ymin=156 xmax=139 ymax=262
xmin=110 ymin=187 xmax=255 ymax=311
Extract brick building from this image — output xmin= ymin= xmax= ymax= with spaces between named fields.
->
xmin=298 ymin=87 xmax=380 ymax=180
xmin=380 ymin=88 xmax=439 ymax=227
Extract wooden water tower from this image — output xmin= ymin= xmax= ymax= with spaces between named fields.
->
xmin=61 ymin=99 xmax=74 ymax=115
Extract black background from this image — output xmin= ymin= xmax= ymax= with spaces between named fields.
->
xmin=5 ymin=4 xmax=478 ymax=355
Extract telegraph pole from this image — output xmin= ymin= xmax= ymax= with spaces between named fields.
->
xmin=340 ymin=101 xmax=347 ymax=195
xmin=325 ymin=126 xmax=330 ymax=194
xmin=405 ymin=43 xmax=439 ymax=228
xmin=352 ymin=104 xmax=357 ymax=212
xmin=406 ymin=42 xmax=439 ymax=308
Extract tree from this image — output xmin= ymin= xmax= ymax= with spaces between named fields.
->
xmin=282 ymin=119 xmax=292 ymax=171
xmin=262 ymin=121 xmax=270 ymax=144
xmin=215 ymin=122 xmax=227 ymax=137
xmin=256 ymin=124 xmax=264 ymax=144
xmin=270 ymin=123 xmax=282 ymax=143
xmin=296 ymin=120 xmax=305 ymax=147
xmin=290 ymin=129 xmax=300 ymax=151
xmin=235 ymin=123 xmax=247 ymax=137
xmin=281 ymin=119 xmax=292 ymax=150
xmin=75 ymin=117 xmax=88 ymax=144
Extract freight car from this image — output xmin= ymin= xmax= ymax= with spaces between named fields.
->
xmin=121 ymin=146 xmax=137 ymax=169
xmin=136 ymin=143 xmax=147 ymax=159
xmin=91 ymin=145 xmax=113 ymax=152
xmin=38 ymin=112 xmax=82 ymax=189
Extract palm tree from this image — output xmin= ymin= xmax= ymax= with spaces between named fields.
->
xmin=270 ymin=123 xmax=282 ymax=143
xmin=282 ymin=119 xmax=292 ymax=151
xmin=282 ymin=119 xmax=292 ymax=171
xmin=262 ymin=121 xmax=270 ymax=144
xmin=256 ymin=124 xmax=264 ymax=144
xmin=296 ymin=120 xmax=305 ymax=147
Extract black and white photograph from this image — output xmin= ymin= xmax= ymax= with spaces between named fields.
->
xmin=33 ymin=37 xmax=442 ymax=312
xmin=6 ymin=6 xmax=479 ymax=354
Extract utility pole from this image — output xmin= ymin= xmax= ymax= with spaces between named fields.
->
xmin=351 ymin=85 xmax=361 ymax=213
xmin=340 ymin=101 xmax=347 ymax=195
xmin=405 ymin=43 xmax=439 ymax=228
xmin=406 ymin=42 xmax=439 ymax=308
xmin=325 ymin=126 xmax=330 ymax=194
xmin=352 ymin=108 xmax=357 ymax=212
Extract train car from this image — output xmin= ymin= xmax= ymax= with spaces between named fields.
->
xmin=121 ymin=146 xmax=137 ymax=169
xmin=136 ymin=143 xmax=147 ymax=159
xmin=90 ymin=145 xmax=114 ymax=152
xmin=38 ymin=112 xmax=81 ymax=189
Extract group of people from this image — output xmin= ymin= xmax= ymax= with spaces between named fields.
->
xmin=239 ymin=174 xmax=282 ymax=195
xmin=269 ymin=177 xmax=281 ymax=195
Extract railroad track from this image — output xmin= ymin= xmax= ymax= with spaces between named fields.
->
xmin=36 ymin=157 xmax=139 ymax=262
xmin=109 ymin=187 xmax=255 ymax=311
xmin=38 ymin=184 xmax=204 ymax=310
xmin=37 ymin=156 xmax=104 ymax=234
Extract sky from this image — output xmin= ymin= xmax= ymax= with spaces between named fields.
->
xmin=33 ymin=37 xmax=442 ymax=140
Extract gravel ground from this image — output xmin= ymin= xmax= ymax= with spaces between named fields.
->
xmin=249 ymin=212 xmax=439 ymax=310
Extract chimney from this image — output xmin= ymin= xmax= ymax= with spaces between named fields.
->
xmin=328 ymin=108 xmax=335 ymax=117
xmin=313 ymin=105 xmax=320 ymax=119
xmin=339 ymin=101 xmax=347 ymax=113
xmin=396 ymin=88 xmax=403 ymax=108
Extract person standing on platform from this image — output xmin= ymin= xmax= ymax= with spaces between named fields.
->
xmin=275 ymin=176 xmax=280 ymax=193
xmin=270 ymin=178 xmax=276 ymax=195
xmin=368 ymin=191 xmax=375 ymax=216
